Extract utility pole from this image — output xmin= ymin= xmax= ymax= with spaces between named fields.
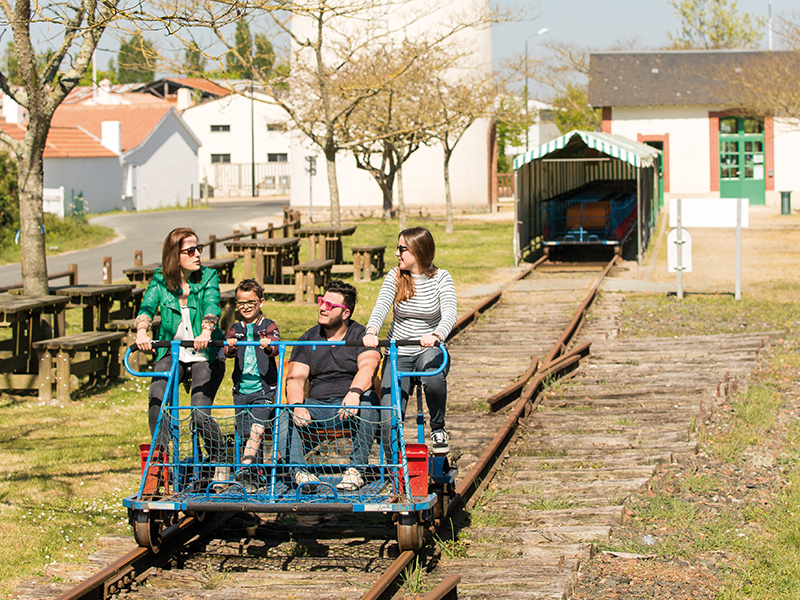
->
xmin=525 ymin=27 xmax=549 ymax=152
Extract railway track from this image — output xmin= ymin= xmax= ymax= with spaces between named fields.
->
xmin=16 ymin=259 xmax=774 ymax=600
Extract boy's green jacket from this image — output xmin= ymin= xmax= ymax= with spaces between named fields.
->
xmin=137 ymin=266 xmax=223 ymax=362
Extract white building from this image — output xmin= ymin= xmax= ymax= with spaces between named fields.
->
xmin=48 ymin=83 xmax=201 ymax=211
xmin=589 ymin=50 xmax=800 ymax=209
xmin=182 ymin=87 xmax=292 ymax=197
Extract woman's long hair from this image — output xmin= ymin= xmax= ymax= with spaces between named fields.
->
xmin=395 ymin=227 xmax=438 ymax=304
xmin=162 ymin=227 xmax=200 ymax=292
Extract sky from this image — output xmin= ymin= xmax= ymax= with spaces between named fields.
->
xmin=86 ymin=0 xmax=791 ymax=80
xmin=492 ymin=0 xmax=793 ymax=63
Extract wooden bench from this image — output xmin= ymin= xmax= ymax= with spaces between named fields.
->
xmin=105 ymin=316 xmax=162 ymax=371
xmin=33 ymin=332 xmax=126 ymax=403
xmin=293 ymin=259 xmax=335 ymax=303
xmin=351 ymin=245 xmax=386 ymax=282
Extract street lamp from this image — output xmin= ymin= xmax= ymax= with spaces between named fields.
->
xmin=525 ymin=27 xmax=549 ymax=152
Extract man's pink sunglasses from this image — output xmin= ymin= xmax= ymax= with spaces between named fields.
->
xmin=317 ymin=296 xmax=348 ymax=311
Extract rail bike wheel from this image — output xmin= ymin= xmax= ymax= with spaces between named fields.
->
xmin=433 ymin=484 xmax=453 ymax=522
xmin=186 ymin=510 xmax=206 ymax=523
xmin=133 ymin=510 xmax=162 ymax=553
xmin=396 ymin=513 xmax=423 ymax=552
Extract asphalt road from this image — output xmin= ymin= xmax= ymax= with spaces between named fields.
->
xmin=0 ymin=198 xmax=289 ymax=287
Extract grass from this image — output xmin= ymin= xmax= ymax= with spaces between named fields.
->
xmin=0 ymin=213 xmax=116 ymax=265
xmin=401 ymin=557 xmax=431 ymax=596
xmin=0 ymin=215 xmax=514 ymax=596
xmin=619 ymin=293 xmax=799 ymax=339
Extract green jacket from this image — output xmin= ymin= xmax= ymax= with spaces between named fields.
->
xmin=137 ymin=266 xmax=223 ymax=362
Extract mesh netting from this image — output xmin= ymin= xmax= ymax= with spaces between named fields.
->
xmin=141 ymin=402 xmax=411 ymax=503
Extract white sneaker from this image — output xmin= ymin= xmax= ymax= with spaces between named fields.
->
xmin=430 ymin=429 xmax=449 ymax=454
xmin=294 ymin=470 xmax=319 ymax=491
xmin=212 ymin=466 xmax=231 ymax=491
xmin=337 ymin=467 xmax=365 ymax=491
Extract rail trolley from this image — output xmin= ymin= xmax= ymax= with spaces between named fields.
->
xmin=541 ymin=180 xmax=637 ymax=255
xmin=122 ymin=339 xmax=456 ymax=553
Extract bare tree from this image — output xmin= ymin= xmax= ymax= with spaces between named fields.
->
xmin=427 ymin=72 xmax=497 ymax=233
xmin=341 ymin=41 xmax=442 ymax=220
xmin=0 ymin=0 xmax=121 ymax=294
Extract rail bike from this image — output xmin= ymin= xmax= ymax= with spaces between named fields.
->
xmin=541 ymin=180 xmax=637 ymax=255
xmin=122 ymin=338 xmax=456 ymax=553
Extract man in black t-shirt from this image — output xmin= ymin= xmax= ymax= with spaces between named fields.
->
xmin=286 ymin=280 xmax=381 ymax=491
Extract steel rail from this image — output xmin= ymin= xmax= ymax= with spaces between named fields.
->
xmin=53 ymin=513 xmax=231 ymax=600
xmin=362 ymin=255 xmax=617 ymax=600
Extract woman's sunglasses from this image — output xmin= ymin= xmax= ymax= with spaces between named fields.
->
xmin=180 ymin=244 xmax=204 ymax=256
xmin=317 ymin=296 xmax=348 ymax=311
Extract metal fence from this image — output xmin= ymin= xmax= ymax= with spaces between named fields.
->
xmin=211 ymin=162 xmax=291 ymax=197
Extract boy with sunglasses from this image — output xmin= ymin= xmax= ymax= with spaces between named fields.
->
xmin=223 ymin=279 xmax=281 ymax=490
xmin=285 ymin=280 xmax=381 ymax=491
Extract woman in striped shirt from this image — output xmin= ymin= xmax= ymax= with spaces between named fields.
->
xmin=363 ymin=227 xmax=457 ymax=453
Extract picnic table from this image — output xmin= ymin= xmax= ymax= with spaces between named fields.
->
xmin=0 ymin=293 xmax=70 ymax=389
xmin=224 ymin=237 xmax=300 ymax=293
xmin=52 ymin=283 xmax=137 ymax=332
xmin=123 ymin=258 xmax=237 ymax=285
xmin=296 ymin=226 xmax=357 ymax=266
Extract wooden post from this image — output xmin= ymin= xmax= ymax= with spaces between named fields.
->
xmin=243 ymin=249 xmax=254 ymax=280
xmin=134 ymin=250 xmax=143 ymax=267
xmin=68 ymin=264 xmax=78 ymax=285
xmin=364 ymin=252 xmax=373 ymax=281
xmin=209 ymin=234 xmax=217 ymax=259
xmin=37 ymin=348 xmax=53 ymax=403
xmin=56 ymin=349 xmax=72 ymax=403
xmin=103 ymin=257 xmax=112 ymax=284
xmin=353 ymin=251 xmax=363 ymax=283
xmin=268 ymin=224 xmax=274 ymax=238
xmin=233 ymin=229 xmax=241 ymax=241
xmin=250 ymin=226 xmax=258 ymax=240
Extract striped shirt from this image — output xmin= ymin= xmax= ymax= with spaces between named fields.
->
xmin=367 ymin=267 xmax=457 ymax=355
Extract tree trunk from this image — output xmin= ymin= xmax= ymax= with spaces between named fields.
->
xmin=397 ymin=164 xmax=406 ymax=230
xmin=19 ymin=133 xmax=49 ymax=295
xmin=324 ymin=144 xmax=341 ymax=226
xmin=444 ymin=150 xmax=454 ymax=234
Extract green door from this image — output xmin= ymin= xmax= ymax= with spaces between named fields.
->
xmin=719 ymin=116 xmax=765 ymax=206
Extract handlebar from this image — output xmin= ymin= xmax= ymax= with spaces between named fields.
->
xmin=128 ymin=339 xmax=439 ymax=352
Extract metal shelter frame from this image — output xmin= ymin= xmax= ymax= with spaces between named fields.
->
xmin=513 ymin=130 xmax=662 ymax=265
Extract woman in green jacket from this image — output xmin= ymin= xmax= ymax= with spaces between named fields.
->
xmin=134 ymin=227 xmax=228 ymax=479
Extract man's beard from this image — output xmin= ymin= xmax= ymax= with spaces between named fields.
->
xmin=323 ymin=312 xmax=344 ymax=330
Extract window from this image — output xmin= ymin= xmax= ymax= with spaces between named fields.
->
xmin=211 ymin=154 xmax=231 ymax=163
xmin=210 ymin=124 xmax=230 ymax=132
xmin=268 ymin=153 xmax=288 ymax=163
xmin=267 ymin=123 xmax=287 ymax=132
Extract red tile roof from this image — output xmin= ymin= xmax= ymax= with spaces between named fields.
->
xmin=165 ymin=78 xmax=231 ymax=97
xmin=0 ymin=120 xmax=117 ymax=158
xmin=51 ymin=103 xmax=173 ymax=152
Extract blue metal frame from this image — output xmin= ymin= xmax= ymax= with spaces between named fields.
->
xmin=123 ymin=339 xmax=449 ymax=515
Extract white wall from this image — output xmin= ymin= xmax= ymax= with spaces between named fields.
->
xmin=288 ymin=0 xmax=493 ymax=214
xmin=610 ymin=105 xmax=715 ymax=198
xmin=774 ymin=118 xmax=800 ymax=202
xmin=182 ymin=91 xmax=292 ymax=191
xmin=125 ymin=115 xmax=199 ymax=211
xmin=44 ymin=156 xmax=123 ymax=213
